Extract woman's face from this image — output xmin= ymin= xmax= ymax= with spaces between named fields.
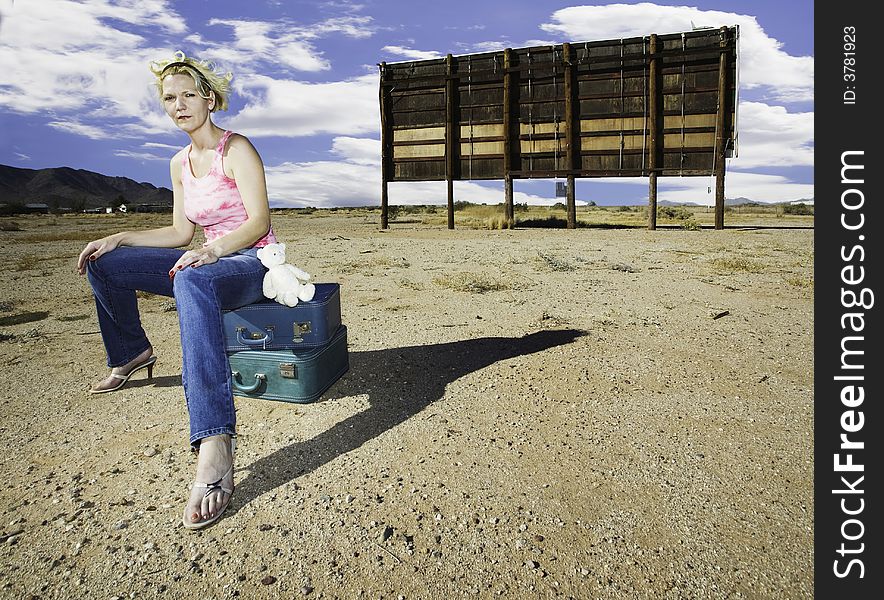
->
xmin=161 ymin=73 xmax=214 ymax=133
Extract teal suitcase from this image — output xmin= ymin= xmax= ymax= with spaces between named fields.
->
xmin=228 ymin=325 xmax=349 ymax=403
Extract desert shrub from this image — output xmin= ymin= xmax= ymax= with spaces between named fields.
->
xmin=683 ymin=219 xmax=701 ymax=231
xmin=657 ymin=206 xmax=693 ymax=220
xmin=513 ymin=202 xmax=530 ymax=213
xmin=0 ymin=220 xmax=22 ymax=231
xmin=536 ymin=251 xmax=575 ymax=271
xmin=783 ymin=203 xmax=813 ymax=215
xmin=453 ymin=200 xmax=474 ymax=211
xmin=550 ymin=202 xmax=566 ymax=211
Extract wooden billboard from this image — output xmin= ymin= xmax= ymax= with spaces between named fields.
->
xmin=379 ymin=26 xmax=739 ymax=229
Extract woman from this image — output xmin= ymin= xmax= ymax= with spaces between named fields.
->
xmin=76 ymin=51 xmax=277 ymax=530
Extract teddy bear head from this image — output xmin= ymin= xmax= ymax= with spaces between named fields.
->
xmin=256 ymin=243 xmax=287 ymax=267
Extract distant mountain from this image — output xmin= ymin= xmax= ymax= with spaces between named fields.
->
xmin=0 ymin=164 xmax=172 ymax=211
xmin=657 ymin=197 xmax=814 ymax=207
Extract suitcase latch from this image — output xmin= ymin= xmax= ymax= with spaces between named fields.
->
xmin=279 ymin=362 xmax=297 ymax=379
xmin=292 ymin=321 xmax=311 ymax=342
xmin=236 ymin=325 xmax=273 ymax=340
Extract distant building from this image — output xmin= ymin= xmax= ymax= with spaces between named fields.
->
xmin=132 ymin=204 xmax=173 ymax=213
xmin=24 ymin=203 xmax=50 ymax=214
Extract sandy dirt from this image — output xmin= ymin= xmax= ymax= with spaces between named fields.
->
xmin=0 ymin=212 xmax=813 ymax=599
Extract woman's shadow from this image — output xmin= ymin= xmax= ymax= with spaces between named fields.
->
xmin=233 ymin=328 xmax=586 ymax=508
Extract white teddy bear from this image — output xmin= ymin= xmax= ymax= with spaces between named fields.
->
xmin=256 ymin=243 xmax=316 ymax=307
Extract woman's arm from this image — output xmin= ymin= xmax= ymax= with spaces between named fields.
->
xmin=76 ymin=152 xmax=195 ymax=275
xmin=170 ymin=134 xmax=272 ymax=270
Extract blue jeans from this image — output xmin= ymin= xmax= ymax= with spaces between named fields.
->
xmin=86 ymin=246 xmax=266 ymax=447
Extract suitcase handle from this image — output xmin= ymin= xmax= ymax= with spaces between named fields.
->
xmin=236 ymin=328 xmax=274 ymax=347
xmin=231 ymin=371 xmax=266 ymax=393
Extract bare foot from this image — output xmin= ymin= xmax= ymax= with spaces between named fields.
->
xmin=183 ymin=434 xmax=235 ymax=528
xmin=89 ymin=346 xmax=155 ymax=393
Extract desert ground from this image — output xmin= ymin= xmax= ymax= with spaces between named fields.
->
xmin=0 ymin=206 xmax=814 ymax=599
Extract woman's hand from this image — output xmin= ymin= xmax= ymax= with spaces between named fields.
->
xmin=76 ymin=235 xmax=122 ymax=275
xmin=168 ymin=246 xmax=222 ymax=278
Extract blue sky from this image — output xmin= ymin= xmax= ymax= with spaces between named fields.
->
xmin=0 ymin=0 xmax=813 ymax=207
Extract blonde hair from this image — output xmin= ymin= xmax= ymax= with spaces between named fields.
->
xmin=149 ymin=50 xmax=233 ymax=112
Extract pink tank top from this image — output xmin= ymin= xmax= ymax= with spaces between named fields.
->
xmin=181 ymin=130 xmax=277 ymax=248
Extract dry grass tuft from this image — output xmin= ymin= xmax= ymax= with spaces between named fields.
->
xmin=9 ymin=256 xmax=40 ymax=272
xmin=398 ymin=278 xmax=425 ymax=291
xmin=710 ymin=257 xmax=766 ymax=274
xmin=784 ymin=275 xmax=813 ymax=288
xmin=56 ymin=314 xmax=91 ymax=322
xmin=333 ymin=255 xmax=410 ymax=274
xmin=483 ymin=215 xmax=513 ymax=230
xmin=0 ymin=220 xmax=23 ymax=232
xmin=433 ymin=272 xmax=509 ymax=293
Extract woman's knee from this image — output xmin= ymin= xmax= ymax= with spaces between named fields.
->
xmin=87 ymin=247 xmax=138 ymax=277
xmin=172 ymin=265 xmax=218 ymax=299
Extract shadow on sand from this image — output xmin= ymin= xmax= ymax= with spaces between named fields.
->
xmin=230 ymin=328 xmax=586 ymax=509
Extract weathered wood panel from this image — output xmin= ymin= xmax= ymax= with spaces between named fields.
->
xmin=381 ymin=26 xmax=738 ymax=182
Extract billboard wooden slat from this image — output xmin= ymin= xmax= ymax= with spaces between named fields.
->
xmin=380 ymin=26 xmax=738 ymax=184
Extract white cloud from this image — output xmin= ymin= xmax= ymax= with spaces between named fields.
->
xmin=0 ymin=0 xmax=184 ymax=128
xmin=653 ymin=171 xmax=814 ymax=205
xmin=331 ymin=137 xmax=381 ymax=165
xmin=381 ymin=46 xmax=443 ymax=61
xmin=265 ymin=137 xmax=561 ymax=208
xmin=225 ymin=73 xmax=379 ymax=137
xmin=206 ymin=19 xmax=330 ymax=72
xmin=143 ymin=142 xmax=182 ymax=151
xmin=390 ymin=180 xmax=556 ymax=207
xmin=47 ymin=119 xmax=113 ymax=140
xmin=730 ymin=102 xmax=813 ymax=168
xmin=266 ymin=160 xmax=556 ymax=208
xmin=113 ymin=149 xmax=170 ymax=161
xmin=539 ymin=3 xmax=812 ymax=103
xmin=266 ymin=160 xmax=378 ymax=207
xmin=198 ymin=15 xmax=376 ymax=73
xmin=466 ymin=41 xmax=510 ymax=53
xmin=310 ymin=16 xmax=376 ymax=39
xmin=573 ymin=171 xmax=812 ymax=206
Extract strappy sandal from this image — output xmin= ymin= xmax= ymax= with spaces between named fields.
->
xmin=89 ymin=355 xmax=157 ymax=394
xmin=182 ymin=438 xmax=236 ymax=530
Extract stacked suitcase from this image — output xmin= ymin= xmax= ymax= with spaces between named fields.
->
xmin=222 ymin=283 xmax=349 ymax=403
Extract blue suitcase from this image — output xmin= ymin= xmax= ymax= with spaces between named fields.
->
xmin=222 ymin=282 xmax=341 ymax=352
xmin=228 ymin=325 xmax=349 ymax=403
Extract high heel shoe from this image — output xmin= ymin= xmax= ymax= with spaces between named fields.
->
xmin=88 ymin=355 xmax=157 ymax=394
